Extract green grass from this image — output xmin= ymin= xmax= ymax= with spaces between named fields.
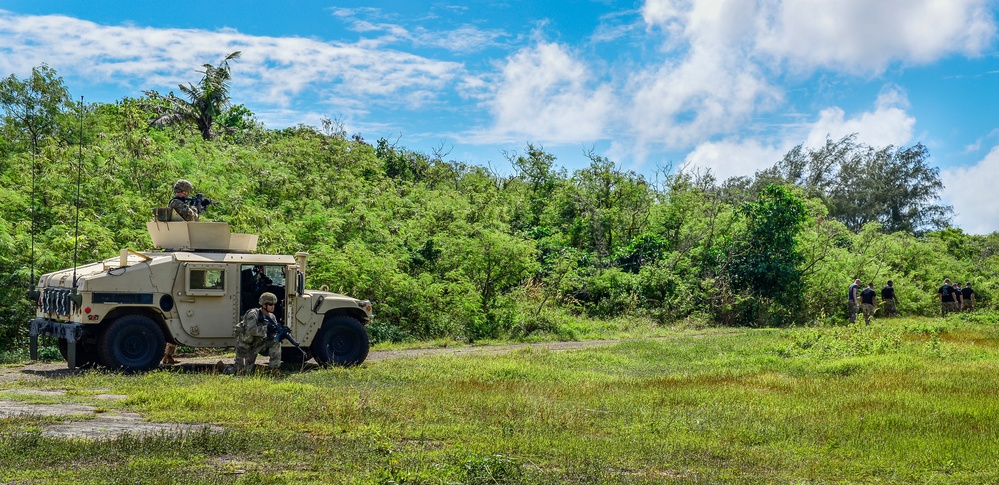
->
xmin=2 ymin=316 xmax=999 ymax=483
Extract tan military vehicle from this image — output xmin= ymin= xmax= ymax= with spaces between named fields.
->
xmin=28 ymin=218 xmax=372 ymax=371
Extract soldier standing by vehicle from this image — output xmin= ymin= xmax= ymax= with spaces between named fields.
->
xmin=847 ymin=279 xmax=861 ymax=323
xmin=161 ymin=178 xmax=199 ymax=365
xmin=234 ymin=292 xmax=283 ymax=376
xmin=962 ymin=282 xmax=976 ymax=312
xmin=859 ymin=282 xmax=878 ymax=324
xmin=938 ymin=278 xmax=959 ymax=317
xmin=881 ymin=280 xmax=898 ymax=317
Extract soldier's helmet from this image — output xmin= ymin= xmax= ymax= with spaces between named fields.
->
xmin=259 ymin=292 xmax=278 ymax=305
xmin=173 ymin=179 xmax=194 ymax=194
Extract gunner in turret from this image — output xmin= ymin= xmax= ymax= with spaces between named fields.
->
xmin=169 ymin=179 xmax=200 ymax=221
xmin=162 ymin=178 xmax=198 ymax=365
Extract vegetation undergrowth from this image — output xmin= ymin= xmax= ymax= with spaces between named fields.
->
xmin=2 ymin=316 xmax=998 ymax=484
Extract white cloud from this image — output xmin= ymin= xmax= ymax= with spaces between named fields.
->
xmin=470 ymin=41 xmax=616 ymax=144
xmin=625 ymin=0 xmax=783 ymax=152
xmin=802 ymin=87 xmax=915 ymax=148
xmin=942 ymin=146 xmax=999 ymax=235
xmin=620 ymin=0 xmax=992 ymax=161
xmin=0 ymin=11 xmax=462 ymax=111
xmin=684 ymin=88 xmax=917 ymax=180
xmin=754 ymin=0 xmax=996 ymax=73
xmin=685 ymin=138 xmax=786 ymax=181
xmin=641 ymin=0 xmax=995 ymax=74
xmin=328 ymin=7 xmax=506 ymax=53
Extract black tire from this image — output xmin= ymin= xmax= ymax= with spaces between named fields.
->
xmin=58 ymin=337 xmax=100 ymax=368
xmin=98 ymin=315 xmax=165 ymax=371
xmin=311 ymin=315 xmax=369 ymax=367
xmin=281 ymin=346 xmax=311 ymax=364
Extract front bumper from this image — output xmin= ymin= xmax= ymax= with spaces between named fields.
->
xmin=29 ymin=318 xmax=85 ymax=370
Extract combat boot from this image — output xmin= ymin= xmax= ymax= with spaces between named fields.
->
xmin=161 ymin=355 xmax=179 ymax=365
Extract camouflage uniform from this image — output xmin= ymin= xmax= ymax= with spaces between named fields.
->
xmin=881 ymin=282 xmax=897 ymax=318
xmin=169 ymin=179 xmax=199 ymax=221
xmin=847 ymin=281 xmax=860 ymax=323
xmin=161 ymin=179 xmax=197 ymax=365
xmin=234 ymin=293 xmax=282 ymax=375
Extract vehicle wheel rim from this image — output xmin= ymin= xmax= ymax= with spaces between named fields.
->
xmin=120 ymin=330 xmax=151 ymax=362
xmin=331 ymin=332 xmax=353 ymax=355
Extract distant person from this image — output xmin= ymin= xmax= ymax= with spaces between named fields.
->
xmin=233 ymin=292 xmax=282 ymax=376
xmin=847 ymin=279 xmax=861 ymax=323
xmin=938 ymin=278 xmax=959 ymax=317
xmin=955 ymin=282 xmax=965 ymax=309
xmin=168 ymin=179 xmax=200 ymax=221
xmin=881 ymin=280 xmax=898 ymax=317
xmin=962 ymin=282 xmax=976 ymax=312
xmin=859 ymin=282 xmax=878 ymax=324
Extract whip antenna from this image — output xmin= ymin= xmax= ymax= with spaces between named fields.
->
xmin=70 ymin=96 xmax=84 ymax=306
xmin=25 ymin=106 xmax=39 ymax=302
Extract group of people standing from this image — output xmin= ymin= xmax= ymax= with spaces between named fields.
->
xmin=937 ymin=278 xmax=975 ymax=316
xmin=847 ymin=278 xmax=976 ymax=324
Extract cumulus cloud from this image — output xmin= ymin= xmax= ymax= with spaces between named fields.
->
xmin=802 ymin=87 xmax=916 ymax=148
xmin=642 ymin=0 xmax=995 ymax=74
xmin=618 ymin=0 xmax=991 ymax=160
xmin=684 ymin=88 xmax=917 ymax=180
xmin=753 ymin=0 xmax=996 ymax=73
xmin=942 ymin=146 xmax=999 ymax=235
xmin=470 ymin=41 xmax=616 ymax=144
xmin=685 ymin=138 xmax=786 ymax=181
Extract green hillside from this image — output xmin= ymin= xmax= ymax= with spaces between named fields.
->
xmin=3 ymin=65 xmax=998 ymax=352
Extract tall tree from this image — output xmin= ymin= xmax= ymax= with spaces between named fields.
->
xmin=760 ymin=134 xmax=952 ymax=234
xmin=727 ymin=185 xmax=807 ymax=325
xmin=0 ymin=65 xmax=71 ymax=154
xmin=147 ymin=51 xmax=241 ymax=140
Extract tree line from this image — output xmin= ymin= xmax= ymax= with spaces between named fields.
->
xmin=1 ymin=63 xmax=994 ymax=350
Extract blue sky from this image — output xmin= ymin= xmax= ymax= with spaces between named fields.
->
xmin=1 ymin=1 xmax=998 ymax=232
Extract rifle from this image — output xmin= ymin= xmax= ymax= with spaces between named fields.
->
xmin=265 ymin=314 xmax=308 ymax=371
xmin=187 ymin=193 xmax=215 ymax=213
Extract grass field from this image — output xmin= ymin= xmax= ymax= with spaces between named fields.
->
xmin=2 ymin=314 xmax=998 ymax=484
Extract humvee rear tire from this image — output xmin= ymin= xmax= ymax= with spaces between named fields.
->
xmin=98 ymin=315 xmax=165 ymax=371
xmin=58 ymin=337 xmax=100 ymax=368
xmin=311 ymin=315 xmax=369 ymax=367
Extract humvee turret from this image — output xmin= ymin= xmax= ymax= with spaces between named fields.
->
xmin=28 ymin=218 xmax=372 ymax=371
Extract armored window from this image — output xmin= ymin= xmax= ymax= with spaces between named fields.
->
xmin=186 ymin=264 xmax=227 ymax=296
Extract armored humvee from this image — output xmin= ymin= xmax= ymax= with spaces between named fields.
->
xmin=28 ymin=217 xmax=372 ymax=371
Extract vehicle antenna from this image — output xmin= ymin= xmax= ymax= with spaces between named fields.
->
xmin=70 ymin=96 xmax=84 ymax=306
xmin=25 ymin=107 xmax=39 ymax=303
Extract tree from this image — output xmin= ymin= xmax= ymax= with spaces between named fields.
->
xmin=0 ymin=65 xmax=71 ymax=154
xmin=761 ymin=134 xmax=952 ymax=234
xmin=147 ymin=51 xmax=241 ymax=140
xmin=726 ymin=185 xmax=807 ymax=325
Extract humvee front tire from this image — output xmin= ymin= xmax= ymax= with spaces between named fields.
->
xmin=311 ymin=315 xmax=369 ymax=367
xmin=98 ymin=315 xmax=165 ymax=371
